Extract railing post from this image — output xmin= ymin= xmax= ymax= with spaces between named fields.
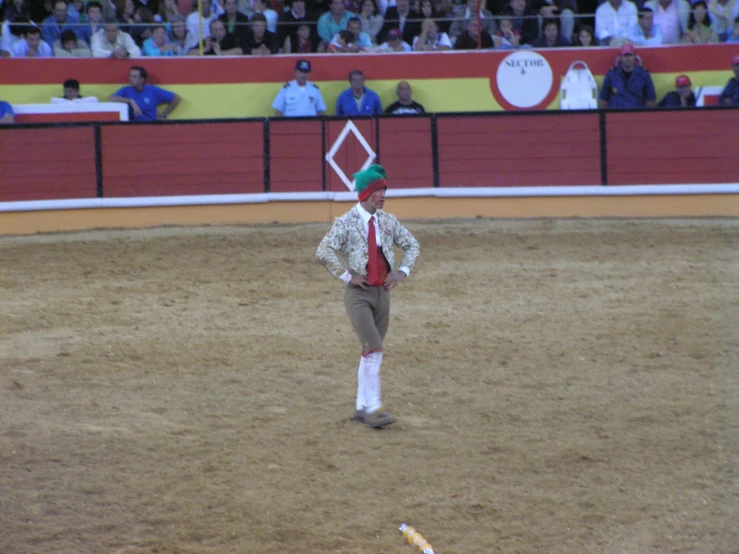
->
xmin=599 ymin=111 xmax=608 ymax=186
xmin=94 ymin=124 xmax=103 ymax=198
xmin=321 ymin=117 xmax=327 ymax=192
xmin=263 ymin=118 xmax=271 ymax=193
xmin=374 ymin=115 xmax=380 ymax=164
xmin=431 ymin=114 xmax=440 ymax=188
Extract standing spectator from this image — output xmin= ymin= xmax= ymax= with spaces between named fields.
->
xmin=681 ymin=0 xmax=718 ymax=43
xmin=377 ymin=0 xmax=419 ymax=44
xmin=412 ymin=17 xmax=451 ymax=49
xmin=531 ymin=17 xmax=571 ymax=46
xmin=625 ymin=7 xmax=664 ymax=45
xmin=108 ymin=66 xmax=181 ymax=121
xmin=188 ymin=18 xmax=243 ymax=53
xmin=499 ymin=0 xmax=539 ymax=45
xmin=272 ymin=59 xmax=326 ymax=116
xmin=243 ymin=12 xmax=278 ymax=53
xmin=707 ymin=0 xmax=738 ymax=41
xmin=493 ymin=14 xmax=521 ymax=47
xmin=376 ymin=26 xmax=412 ymax=49
xmin=53 ymin=28 xmax=92 ymax=55
xmin=358 ymin=0 xmax=383 ymax=43
xmin=384 ymin=81 xmax=425 ymax=114
xmin=42 ymin=0 xmax=78 ymax=46
xmin=250 ymin=0 xmax=278 ymax=33
xmin=454 ymin=15 xmax=495 ymax=48
xmin=143 ymin=22 xmax=181 ymax=54
xmin=450 ymin=0 xmax=496 ymax=41
xmin=0 ymin=100 xmax=15 ymax=124
xmin=219 ymin=0 xmax=250 ymax=44
xmin=315 ymin=163 xmax=420 ymax=429
xmin=657 ymin=74 xmax=696 ymax=108
xmin=598 ymin=43 xmax=656 ymax=109
xmin=11 ymin=26 xmax=53 ymax=56
xmin=719 ymin=54 xmax=739 ymax=106
xmin=727 ymin=15 xmax=739 ymax=41
xmin=595 ymin=0 xmax=638 ymax=45
xmin=75 ymin=1 xmax=104 ymax=46
xmin=336 ymin=69 xmax=383 ymax=115
xmin=317 ymin=0 xmax=355 ymax=43
xmin=92 ymin=19 xmax=141 ymax=57
xmin=186 ymin=0 xmax=218 ymax=45
xmin=644 ymin=0 xmax=690 ymax=45
xmin=284 ymin=21 xmax=325 ymax=50
xmin=572 ymin=23 xmax=596 ymax=45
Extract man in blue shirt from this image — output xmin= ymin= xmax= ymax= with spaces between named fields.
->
xmin=598 ymin=43 xmax=656 ymax=109
xmin=42 ymin=0 xmax=79 ymax=46
xmin=336 ymin=70 xmax=383 ymax=116
xmin=317 ymin=0 xmax=355 ymax=45
xmin=0 ymin=100 xmax=15 ymax=124
xmin=719 ymin=54 xmax=739 ymax=106
xmin=657 ymin=74 xmax=696 ymax=108
xmin=272 ymin=59 xmax=327 ymax=117
xmin=108 ymin=66 xmax=182 ymax=121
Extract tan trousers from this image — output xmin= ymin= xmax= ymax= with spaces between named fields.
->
xmin=344 ymin=284 xmax=390 ymax=353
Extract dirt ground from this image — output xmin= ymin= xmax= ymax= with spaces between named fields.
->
xmin=0 ymin=218 xmax=737 ymax=554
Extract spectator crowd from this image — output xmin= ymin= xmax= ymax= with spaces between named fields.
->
xmin=1 ymin=0 xmax=738 ymax=58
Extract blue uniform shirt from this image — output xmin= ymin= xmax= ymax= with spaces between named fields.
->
xmin=719 ymin=78 xmax=739 ymax=106
xmin=599 ymin=65 xmax=657 ymax=109
xmin=272 ymin=80 xmax=326 ymax=117
xmin=0 ymin=100 xmax=14 ymax=119
xmin=113 ymin=85 xmax=176 ymax=121
xmin=336 ymin=87 xmax=383 ymax=116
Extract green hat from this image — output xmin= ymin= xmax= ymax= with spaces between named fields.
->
xmin=354 ymin=164 xmax=388 ymax=201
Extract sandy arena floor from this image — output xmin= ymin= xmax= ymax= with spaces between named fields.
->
xmin=0 ymin=218 xmax=737 ymax=554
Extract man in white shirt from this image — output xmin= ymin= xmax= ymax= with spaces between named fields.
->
xmin=11 ymin=26 xmax=53 ymax=57
xmin=186 ymin=0 xmax=219 ymax=48
xmin=595 ymin=0 xmax=638 ymax=44
xmin=644 ymin=0 xmax=690 ymax=44
xmin=625 ymin=6 xmax=664 ymax=45
xmin=91 ymin=20 xmax=141 ymax=58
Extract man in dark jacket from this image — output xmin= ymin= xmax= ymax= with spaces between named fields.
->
xmin=377 ymin=0 xmax=420 ymax=45
xmin=499 ymin=0 xmax=539 ymax=45
xmin=719 ymin=54 xmax=739 ymax=106
xmin=657 ymin=75 xmax=697 ymax=108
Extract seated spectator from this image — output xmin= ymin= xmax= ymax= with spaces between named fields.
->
xmin=0 ymin=99 xmax=15 ymax=124
xmin=643 ymin=0 xmax=690 ymax=45
xmin=11 ymin=25 xmax=53 ymax=56
xmin=0 ymin=17 xmax=32 ymax=57
xmin=279 ymin=0 xmax=317 ymax=50
xmin=318 ymin=0 xmax=356 ymax=44
xmin=454 ymin=16 xmax=495 ymax=48
xmin=188 ymin=18 xmax=243 ymax=54
xmin=681 ymin=0 xmax=718 ymax=42
xmin=3 ymin=0 xmax=33 ymax=22
xmin=535 ymin=0 xmax=578 ymax=43
xmin=75 ymin=1 xmax=104 ymax=46
xmin=219 ymin=0 xmax=250 ymax=45
xmin=158 ymin=0 xmax=181 ymax=23
xmin=131 ymin=6 xmax=156 ymax=47
xmin=385 ymin=81 xmax=425 ymax=114
xmin=572 ymin=23 xmax=596 ymax=45
xmin=493 ymin=15 xmax=521 ymax=47
xmin=53 ymin=28 xmax=92 ymax=56
xmin=244 ymin=12 xmax=279 ymax=54
xmin=450 ymin=0 xmax=496 ymax=41
xmin=108 ymin=65 xmax=181 ymax=121
xmin=598 ymin=43 xmax=656 ymax=109
xmin=250 ymin=0 xmax=279 ymax=33
xmin=51 ymin=78 xmax=100 ymax=103
xmin=719 ymin=54 xmax=739 ymax=105
xmin=42 ymin=0 xmax=79 ymax=46
xmin=169 ymin=16 xmax=193 ymax=53
xmin=336 ymin=69 xmax=382 ymax=115
xmin=412 ymin=18 xmax=452 ymax=49
xmin=186 ymin=0 xmax=218 ymax=45
xmin=595 ymin=0 xmax=638 ymax=45
xmin=284 ymin=21 xmax=325 ymax=51
xmin=376 ymin=26 xmax=412 ymax=50
xmin=91 ymin=20 xmax=141 ymax=57
xmin=625 ymin=7 xmax=663 ymax=45
xmin=358 ymin=0 xmax=384 ymax=44
xmin=377 ymin=0 xmax=419 ymax=45
xmin=117 ymin=0 xmax=137 ymax=33
xmin=707 ymin=0 xmax=737 ymax=41
xmin=657 ymin=74 xmax=696 ymax=107
xmin=531 ymin=17 xmax=571 ymax=46
xmin=499 ymin=0 xmax=538 ymax=45
xmin=328 ymin=15 xmax=372 ymax=49
xmin=727 ymin=15 xmax=739 ymax=42
xmin=419 ymin=0 xmax=451 ymax=34
xmin=143 ymin=22 xmax=181 ymax=54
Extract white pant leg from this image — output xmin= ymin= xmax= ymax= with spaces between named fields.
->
xmin=356 ymin=356 xmax=367 ymax=411
xmin=363 ymin=351 xmax=383 ymax=414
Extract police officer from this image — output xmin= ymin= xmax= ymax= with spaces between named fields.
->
xmin=272 ymin=59 xmax=326 ymax=117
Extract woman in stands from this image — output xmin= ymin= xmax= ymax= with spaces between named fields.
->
xmin=572 ymin=24 xmax=596 ymax=46
xmin=682 ymin=1 xmax=719 ymax=44
xmin=358 ymin=0 xmax=383 ymax=44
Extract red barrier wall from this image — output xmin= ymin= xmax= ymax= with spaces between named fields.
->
xmin=379 ymin=117 xmax=434 ymax=190
xmin=101 ymin=122 xmax=264 ymax=197
xmin=606 ymin=110 xmax=739 ymax=185
xmin=0 ymin=127 xmax=97 ymax=202
xmin=269 ymin=120 xmax=323 ymax=193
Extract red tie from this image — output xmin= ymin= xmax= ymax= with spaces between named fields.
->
xmin=367 ymin=215 xmax=378 ymax=285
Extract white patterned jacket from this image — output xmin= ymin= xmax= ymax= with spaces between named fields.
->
xmin=316 ymin=205 xmax=420 ymax=280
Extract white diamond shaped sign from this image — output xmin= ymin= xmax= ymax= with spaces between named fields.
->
xmin=325 ymin=120 xmax=377 ymax=191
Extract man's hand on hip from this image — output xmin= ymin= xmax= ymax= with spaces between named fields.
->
xmin=384 ymin=271 xmax=406 ymax=290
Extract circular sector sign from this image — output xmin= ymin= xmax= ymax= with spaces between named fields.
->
xmin=496 ymin=51 xmax=554 ymax=109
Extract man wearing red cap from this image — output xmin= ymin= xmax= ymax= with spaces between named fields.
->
xmin=719 ymin=54 xmax=739 ymax=106
xmin=598 ymin=43 xmax=657 ymax=109
xmin=316 ymin=164 xmax=420 ymax=429
xmin=658 ymin=74 xmax=696 ymax=107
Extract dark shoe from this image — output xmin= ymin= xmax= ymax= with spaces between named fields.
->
xmin=364 ymin=409 xmax=396 ymax=429
xmin=351 ymin=409 xmax=366 ymax=423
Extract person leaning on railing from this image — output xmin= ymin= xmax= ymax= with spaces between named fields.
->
xmin=91 ymin=19 xmax=141 ymax=57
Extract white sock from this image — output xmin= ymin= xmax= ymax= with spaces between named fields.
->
xmin=363 ymin=351 xmax=383 ymax=414
xmin=356 ymin=356 xmax=367 ymax=411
